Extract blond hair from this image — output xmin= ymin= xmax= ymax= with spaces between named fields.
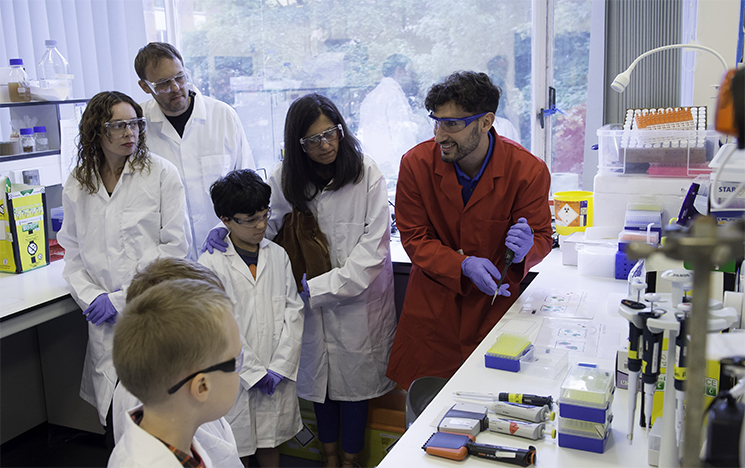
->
xmin=126 ymin=257 xmax=225 ymax=303
xmin=113 ymin=279 xmax=232 ymax=404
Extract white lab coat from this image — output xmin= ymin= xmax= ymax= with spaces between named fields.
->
xmin=141 ymin=88 xmax=255 ymax=259
xmin=57 ymin=155 xmax=191 ymax=425
xmin=493 ymin=116 xmax=521 ymax=143
xmin=359 ymin=77 xmax=418 ymax=180
xmin=108 ymin=405 xmax=216 ymax=468
xmin=199 ymin=237 xmax=304 ymax=455
xmin=266 ymin=156 xmax=397 ymax=402
xmin=112 ymin=385 xmax=242 ymax=468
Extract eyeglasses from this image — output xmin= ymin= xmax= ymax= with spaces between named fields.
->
xmin=167 ymin=348 xmax=244 ymax=395
xmin=429 ymin=112 xmax=490 ymax=134
xmin=104 ymin=118 xmax=146 ymax=138
xmin=143 ymin=71 xmax=188 ymax=95
xmin=299 ymin=124 xmax=344 ymax=152
xmin=230 ymin=207 xmax=271 ymax=228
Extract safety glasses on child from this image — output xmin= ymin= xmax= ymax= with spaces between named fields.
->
xmin=142 ymin=71 xmax=188 ymax=95
xmin=299 ymin=124 xmax=344 ymax=152
xmin=167 ymin=348 xmax=244 ymax=395
xmin=230 ymin=207 xmax=272 ymax=228
xmin=429 ymin=111 xmax=490 ymax=134
xmin=104 ymin=118 xmax=147 ymax=138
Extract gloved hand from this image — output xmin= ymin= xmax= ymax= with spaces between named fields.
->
xmin=495 ymin=283 xmax=511 ymax=298
xmin=461 ymin=256 xmax=501 ymax=296
xmin=505 ymin=217 xmax=533 ymax=263
xmin=83 ymin=293 xmax=118 ymax=326
xmin=253 ymin=373 xmax=272 ymax=394
xmin=265 ymin=370 xmax=284 ymax=396
xmin=300 ymin=273 xmax=310 ymax=304
xmin=201 ymin=227 xmax=229 ymax=254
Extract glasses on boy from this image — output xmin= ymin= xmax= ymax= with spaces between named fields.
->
xmin=143 ymin=71 xmax=188 ymax=95
xmin=167 ymin=348 xmax=244 ymax=395
xmin=230 ymin=207 xmax=272 ymax=228
xmin=104 ymin=118 xmax=147 ymax=138
xmin=299 ymin=124 xmax=344 ymax=152
xmin=429 ymin=112 xmax=490 ymax=134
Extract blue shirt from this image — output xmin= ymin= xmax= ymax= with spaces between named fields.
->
xmin=454 ymin=132 xmax=495 ymax=205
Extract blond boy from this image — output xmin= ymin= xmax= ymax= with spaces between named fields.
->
xmin=109 ymin=279 xmax=242 ymax=467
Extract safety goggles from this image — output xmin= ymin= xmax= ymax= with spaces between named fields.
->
xmin=299 ymin=124 xmax=344 ymax=152
xmin=143 ymin=71 xmax=188 ymax=95
xmin=104 ymin=118 xmax=146 ymax=138
xmin=167 ymin=348 xmax=244 ymax=395
xmin=429 ymin=111 xmax=490 ymax=133
xmin=230 ymin=207 xmax=272 ymax=228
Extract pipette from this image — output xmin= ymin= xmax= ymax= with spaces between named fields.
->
xmin=452 ymin=391 xmax=553 ymax=407
xmin=640 ymin=300 xmax=664 ymax=434
xmin=619 ymin=279 xmax=646 ymax=442
xmin=492 ymin=248 xmax=515 ymax=305
xmin=674 ymin=304 xmax=690 ymax=447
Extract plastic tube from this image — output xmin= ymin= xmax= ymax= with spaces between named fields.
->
xmin=489 ymin=401 xmax=554 ymax=423
xmin=488 ymin=418 xmax=555 ymax=441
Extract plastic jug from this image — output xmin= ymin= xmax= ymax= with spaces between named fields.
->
xmin=37 ymin=40 xmax=72 ymax=99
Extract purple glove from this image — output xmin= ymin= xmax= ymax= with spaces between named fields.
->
xmin=83 ymin=293 xmax=118 ymax=326
xmin=461 ymin=256 xmax=501 ymax=296
xmin=265 ymin=370 xmax=284 ymax=396
xmin=253 ymin=373 xmax=272 ymax=394
xmin=201 ymin=227 xmax=228 ymax=254
xmin=505 ymin=217 xmax=534 ymax=263
xmin=300 ymin=273 xmax=310 ymax=304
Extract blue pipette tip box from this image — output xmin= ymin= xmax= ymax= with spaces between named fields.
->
xmin=485 ymin=344 xmax=534 ymax=372
xmin=558 ymin=430 xmax=611 ymax=454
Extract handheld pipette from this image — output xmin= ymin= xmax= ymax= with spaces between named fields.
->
xmin=619 ymin=279 xmax=646 ymax=442
xmin=452 ymin=391 xmax=553 ymax=407
xmin=492 ymin=248 xmax=515 ymax=305
xmin=641 ymin=305 xmax=664 ymax=434
xmin=674 ymin=306 xmax=690 ymax=447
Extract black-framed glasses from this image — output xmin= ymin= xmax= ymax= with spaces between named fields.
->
xmin=429 ymin=111 xmax=490 ymax=134
xmin=299 ymin=124 xmax=344 ymax=152
xmin=167 ymin=348 xmax=244 ymax=395
xmin=104 ymin=118 xmax=146 ymax=138
xmin=143 ymin=71 xmax=188 ymax=95
xmin=230 ymin=207 xmax=271 ymax=228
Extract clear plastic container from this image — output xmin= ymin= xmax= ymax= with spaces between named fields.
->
xmin=8 ymin=59 xmax=31 ymax=102
xmin=559 ymin=364 xmax=614 ymax=409
xmin=20 ymin=128 xmax=35 ymax=152
xmin=33 ymin=126 xmax=48 ymax=151
xmin=37 ymin=40 xmax=72 ymax=98
xmin=558 ymin=413 xmax=613 ymax=439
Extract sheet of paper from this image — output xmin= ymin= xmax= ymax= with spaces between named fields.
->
xmin=59 ymin=115 xmax=81 ymax=183
xmin=518 ymin=287 xmax=599 ymax=319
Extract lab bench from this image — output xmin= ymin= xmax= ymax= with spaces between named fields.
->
xmin=0 ymin=261 xmax=102 ymax=444
xmin=378 ymin=249 xmax=648 ymax=468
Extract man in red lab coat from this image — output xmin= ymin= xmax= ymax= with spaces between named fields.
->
xmin=386 ymin=71 xmax=553 ymax=391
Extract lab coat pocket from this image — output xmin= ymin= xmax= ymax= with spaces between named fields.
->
xmin=335 ymin=303 xmax=372 ymax=353
xmin=121 ymin=211 xmax=160 ymax=261
xmin=200 ymin=154 xmax=232 ymax=194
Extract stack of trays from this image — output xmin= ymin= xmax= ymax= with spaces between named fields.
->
xmin=557 ymin=364 xmax=615 ymax=453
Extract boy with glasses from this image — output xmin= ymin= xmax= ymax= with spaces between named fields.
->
xmin=134 ymin=42 xmax=255 ymax=259
xmin=386 ymin=71 xmax=553 ymax=391
xmin=199 ymin=169 xmax=304 ymax=467
xmin=109 ymin=278 xmax=243 ymax=467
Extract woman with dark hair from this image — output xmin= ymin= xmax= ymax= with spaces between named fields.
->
xmin=57 ymin=91 xmax=191 ymax=442
xmin=272 ymin=93 xmax=397 ymax=467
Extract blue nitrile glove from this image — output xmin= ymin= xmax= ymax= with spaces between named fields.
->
xmin=253 ymin=373 xmax=272 ymax=394
xmin=83 ymin=293 xmax=118 ymax=326
xmin=505 ymin=217 xmax=534 ymax=263
xmin=300 ymin=273 xmax=310 ymax=304
xmin=265 ymin=370 xmax=284 ymax=396
xmin=201 ymin=227 xmax=229 ymax=254
xmin=461 ymin=256 xmax=501 ymax=296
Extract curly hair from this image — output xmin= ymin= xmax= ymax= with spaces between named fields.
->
xmin=424 ymin=71 xmax=501 ymax=115
xmin=74 ymin=91 xmax=150 ymax=194
xmin=282 ymin=93 xmax=363 ymax=213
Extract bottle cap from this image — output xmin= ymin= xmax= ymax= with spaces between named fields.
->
xmin=20 ymin=128 xmax=34 ymax=135
xmin=9 ymin=58 xmax=23 ymax=66
xmin=33 ymin=126 xmax=47 ymax=132
xmin=45 ymin=40 xmax=58 ymax=46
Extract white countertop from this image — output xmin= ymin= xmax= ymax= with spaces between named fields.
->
xmin=379 ymin=249 xmax=646 ymax=468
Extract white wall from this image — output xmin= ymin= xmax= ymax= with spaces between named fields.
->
xmin=694 ymin=0 xmax=741 ymax=120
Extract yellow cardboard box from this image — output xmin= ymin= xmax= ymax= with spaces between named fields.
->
xmin=0 ymin=177 xmax=49 ymax=273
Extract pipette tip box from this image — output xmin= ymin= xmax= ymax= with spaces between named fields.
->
xmin=557 ymin=430 xmax=611 ymax=454
xmin=484 ymin=334 xmax=533 ymax=372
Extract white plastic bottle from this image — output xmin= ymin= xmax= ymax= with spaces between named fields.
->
xmin=37 ymin=40 xmax=72 ymax=98
xmin=8 ymin=59 xmax=31 ymax=102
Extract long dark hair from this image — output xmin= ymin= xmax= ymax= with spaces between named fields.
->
xmin=282 ymin=93 xmax=363 ymax=213
xmin=74 ymin=91 xmax=150 ymax=194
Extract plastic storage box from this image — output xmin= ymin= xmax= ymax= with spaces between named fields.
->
xmin=596 ymin=124 xmax=720 ymax=177
xmin=559 ymin=364 xmax=615 ymax=409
